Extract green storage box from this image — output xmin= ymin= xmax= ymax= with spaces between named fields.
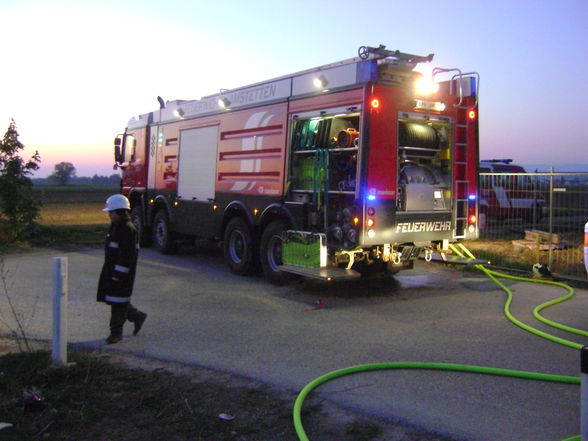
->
xmin=282 ymin=231 xmax=327 ymax=268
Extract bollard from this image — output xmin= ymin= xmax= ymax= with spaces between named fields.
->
xmin=582 ymin=346 xmax=588 ymax=441
xmin=52 ymin=257 xmax=68 ymax=365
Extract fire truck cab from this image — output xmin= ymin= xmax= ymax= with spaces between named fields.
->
xmin=114 ymin=45 xmax=480 ymax=282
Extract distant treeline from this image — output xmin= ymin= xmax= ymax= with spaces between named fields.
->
xmin=33 ymin=173 xmax=121 ymax=186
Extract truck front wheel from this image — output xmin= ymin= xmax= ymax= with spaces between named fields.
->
xmin=260 ymin=220 xmax=291 ymax=284
xmin=223 ymin=217 xmax=256 ymax=275
xmin=152 ymin=210 xmax=178 ymax=254
xmin=131 ymin=206 xmax=152 ymax=247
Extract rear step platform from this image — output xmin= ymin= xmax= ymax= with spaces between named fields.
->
xmin=279 ymin=264 xmax=361 ymax=281
xmin=424 ymin=253 xmax=490 ymax=266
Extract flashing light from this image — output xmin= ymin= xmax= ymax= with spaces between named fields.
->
xmin=367 ymin=229 xmax=376 ymax=239
xmin=469 ymin=214 xmax=477 ymax=224
xmin=371 ymin=98 xmax=380 ymax=109
xmin=212 ymin=205 xmax=218 ymax=211
xmin=415 ymin=76 xmax=440 ymax=96
xmin=353 ymin=217 xmax=359 ymax=225
xmin=367 ymin=194 xmax=376 ymax=201
xmin=468 ymin=194 xmax=477 ymax=201
xmin=253 ymin=208 xmax=259 ymax=216
xmin=468 ymin=109 xmax=476 ymax=120
xmin=366 ymin=218 xmax=375 ymax=228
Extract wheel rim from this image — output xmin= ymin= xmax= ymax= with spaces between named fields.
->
xmin=266 ymin=234 xmax=283 ymax=272
xmin=132 ymin=214 xmax=141 ymax=236
xmin=229 ymin=230 xmax=246 ymax=264
xmin=155 ymin=220 xmax=167 ymax=246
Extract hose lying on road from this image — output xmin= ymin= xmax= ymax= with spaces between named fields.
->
xmin=293 ymin=243 xmax=585 ymax=441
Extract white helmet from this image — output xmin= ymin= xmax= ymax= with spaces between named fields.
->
xmin=103 ymin=194 xmax=131 ymax=212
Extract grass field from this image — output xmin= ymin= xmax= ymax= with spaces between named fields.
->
xmin=28 ymin=185 xmax=117 ymax=248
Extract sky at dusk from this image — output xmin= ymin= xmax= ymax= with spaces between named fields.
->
xmin=1 ymin=0 xmax=587 ymax=177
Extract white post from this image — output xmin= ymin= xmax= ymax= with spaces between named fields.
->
xmin=52 ymin=257 xmax=68 ymax=365
xmin=584 ymin=221 xmax=588 ymax=276
xmin=582 ymin=346 xmax=588 ymax=441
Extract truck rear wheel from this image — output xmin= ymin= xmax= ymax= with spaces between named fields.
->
xmin=260 ymin=220 xmax=291 ymax=284
xmin=152 ymin=210 xmax=178 ymax=254
xmin=223 ymin=217 xmax=256 ymax=275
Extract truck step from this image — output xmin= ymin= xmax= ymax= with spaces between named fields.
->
xmin=278 ymin=264 xmax=361 ymax=280
xmin=423 ymin=253 xmax=490 ymax=266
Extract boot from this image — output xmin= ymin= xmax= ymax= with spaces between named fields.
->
xmin=106 ymin=334 xmax=122 ymax=344
xmin=133 ymin=312 xmax=147 ymax=336
xmin=127 ymin=305 xmax=147 ymax=336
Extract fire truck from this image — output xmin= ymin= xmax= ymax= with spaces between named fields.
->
xmin=114 ymin=45 xmax=480 ymax=282
xmin=478 ymin=159 xmax=546 ymax=227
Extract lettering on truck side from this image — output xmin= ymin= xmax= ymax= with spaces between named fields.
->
xmin=229 ymin=85 xmax=277 ymax=106
xmin=395 ymin=221 xmax=452 ymax=233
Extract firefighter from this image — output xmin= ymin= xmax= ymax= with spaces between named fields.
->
xmin=97 ymin=194 xmax=147 ymax=344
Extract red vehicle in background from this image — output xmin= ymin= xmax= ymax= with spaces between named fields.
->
xmin=479 ymin=159 xmax=546 ymax=227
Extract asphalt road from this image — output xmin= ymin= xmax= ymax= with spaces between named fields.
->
xmin=0 ymin=244 xmax=585 ymax=441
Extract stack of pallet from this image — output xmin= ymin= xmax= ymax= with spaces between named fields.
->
xmin=512 ymin=230 xmax=569 ymax=251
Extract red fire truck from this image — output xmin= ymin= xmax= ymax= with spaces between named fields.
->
xmin=478 ymin=159 xmax=546 ymax=227
xmin=114 ymin=45 xmax=480 ymax=282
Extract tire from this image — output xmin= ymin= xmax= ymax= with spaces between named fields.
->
xmin=223 ymin=217 xmax=256 ymax=275
xmin=478 ymin=209 xmax=487 ymax=229
xmin=355 ymin=260 xmax=386 ymax=279
xmin=260 ymin=220 xmax=292 ymax=284
xmin=131 ymin=206 xmax=152 ymax=247
xmin=152 ymin=210 xmax=178 ymax=254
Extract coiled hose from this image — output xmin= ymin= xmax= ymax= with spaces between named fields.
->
xmin=293 ymin=243 xmax=584 ymax=441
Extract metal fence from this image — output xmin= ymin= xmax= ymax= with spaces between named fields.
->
xmin=466 ymin=171 xmax=588 ymax=279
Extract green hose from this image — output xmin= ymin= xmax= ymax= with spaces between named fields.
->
xmin=293 ymin=362 xmax=580 ymax=441
xmin=293 ymin=243 xmax=585 ymax=441
xmin=452 ymin=242 xmax=585 ymax=350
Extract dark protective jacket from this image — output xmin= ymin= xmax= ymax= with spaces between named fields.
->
xmin=97 ymin=215 xmax=139 ymax=305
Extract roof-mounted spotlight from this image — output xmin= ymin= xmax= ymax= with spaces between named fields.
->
xmin=313 ymin=74 xmax=328 ymax=90
xmin=173 ymin=108 xmax=185 ymax=118
xmin=414 ymin=74 xmax=439 ymax=96
xmin=218 ymin=97 xmax=231 ymax=109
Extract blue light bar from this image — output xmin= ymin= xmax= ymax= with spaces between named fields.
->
xmin=468 ymin=194 xmax=477 ymax=201
xmin=367 ymin=194 xmax=376 ymax=201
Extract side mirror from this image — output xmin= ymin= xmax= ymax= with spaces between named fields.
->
xmin=114 ymin=137 xmax=123 ymax=163
xmin=114 ymin=145 xmax=122 ymax=163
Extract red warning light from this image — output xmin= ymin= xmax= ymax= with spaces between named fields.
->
xmin=468 ymin=109 xmax=476 ymax=120
xmin=371 ymin=98 xmax=380 ymax=109
xmin=469 ymin=214 xmax=477 ymax=224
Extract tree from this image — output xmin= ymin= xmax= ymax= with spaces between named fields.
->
xmin=49 ymin=161 xmax=76 ymax=185
xmin=0 ymin=120 xmax=41 ymax=242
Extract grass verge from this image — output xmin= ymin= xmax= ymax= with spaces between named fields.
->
xmin=0 ymin=348 xmax=455 ymax=441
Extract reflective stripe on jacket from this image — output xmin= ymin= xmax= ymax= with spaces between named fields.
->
xmin=97 ymin=216 xmax=139 ymax=305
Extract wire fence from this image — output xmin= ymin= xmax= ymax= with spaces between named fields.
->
xmin=465 ymin=171 xmax=588 ymax=279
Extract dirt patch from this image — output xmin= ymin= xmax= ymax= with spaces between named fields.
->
xmin=0 ymin=338 xmax=456 ymax=441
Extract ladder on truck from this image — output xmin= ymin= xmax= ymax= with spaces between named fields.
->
xmin=433 ymin=68 xmax=479 ymax=239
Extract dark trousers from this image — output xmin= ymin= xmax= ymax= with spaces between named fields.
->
xmin=110 ymin=303 xmax=143 ymax=337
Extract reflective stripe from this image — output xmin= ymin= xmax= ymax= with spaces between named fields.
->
xmin=109 ymin=242 xmax=119 ymax=248
xmin=114 ymin=265 xmax=130 ymax=273
xmin=105 ymin=295 xmax=130 ymax=303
